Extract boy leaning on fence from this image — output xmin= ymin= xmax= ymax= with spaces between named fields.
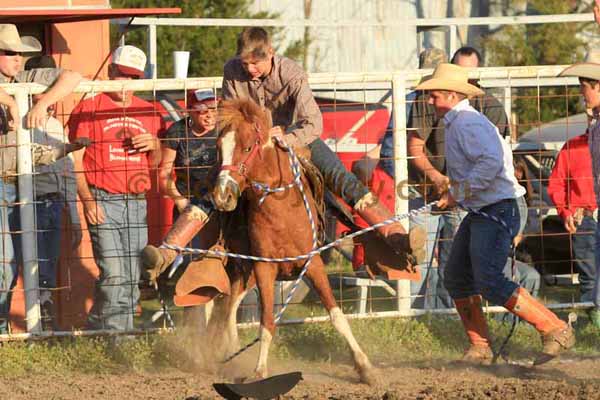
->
xmin=0 ymin=24 xmax=82 ymax=334
xmin=68 ymin=45 xmax=164 ymax=332
xmin=418 ymin=63 xmax=575 ymax=365
xmin=546 ymin=113 xmax=598 ymax=323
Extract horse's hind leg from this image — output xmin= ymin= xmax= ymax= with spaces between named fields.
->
xmin=254 ymin=262 xmax=277 ymax=379
xmin=305 ymin=257 xmax=376 ymax=385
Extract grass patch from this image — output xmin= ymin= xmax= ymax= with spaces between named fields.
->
xmin=0 ymin=310 xmax=598 ymax=378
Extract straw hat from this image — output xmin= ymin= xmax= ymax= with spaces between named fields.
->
xmin=415 ymin=63 xmax=484 ymax=97
xmin=0 ymin=24 xmax=41 ymax=53
xmin=559 ymin=48 xmax=600 ymax=80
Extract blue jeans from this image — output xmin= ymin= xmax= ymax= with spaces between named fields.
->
xmin=435 ymin=210 xmax=466 ymax=308
xmin=308 ymin=138 xmax=369 ymax=207
xmin=444 ymin=198 xmax=522 ymax=306
xmin=87 ymin=188 xmax=147 ymax=331
xmin=593 ymin=220 xmax=600 ymax=308
xmin=515 ymin=260 xmax=540 ymax=297
xmin=35 ymin=196 xmax=64 ymax=289
xmin=0 ymin=182 xmax=19 ymax=334
xmin=408 ymin=194 xmax=446 ymax=309
xmin=572 ymin=215 xmax=596 ymax=302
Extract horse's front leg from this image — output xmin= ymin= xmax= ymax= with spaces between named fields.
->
xmin=225 ymin=288 xmax=246 ymax=356
xmin=305 ymin=256 xmax=376 ymax=385
xmin=254 ymin=262 xmax=277 ymax=379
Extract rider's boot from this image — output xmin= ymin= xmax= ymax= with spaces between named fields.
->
xmin=354 ymin=192 xmax=426 ymax=262
xmin=141 ymin=204 xmax=209 ymax=285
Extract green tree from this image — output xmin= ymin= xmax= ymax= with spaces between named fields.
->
xmin=110 ymin=0 xmax=310 ymax=78
xmin=481 ymin=0 xmax=588 ymax=133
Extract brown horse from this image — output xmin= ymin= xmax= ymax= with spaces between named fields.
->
xmin=212 ymin=99 xmax=375 ymax=384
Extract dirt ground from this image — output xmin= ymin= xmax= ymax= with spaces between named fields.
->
xmin=3 ymin=355 xmax=600 ymax=400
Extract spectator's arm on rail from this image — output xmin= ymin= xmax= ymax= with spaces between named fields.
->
xmin=0 ymin=88 xmax=18 ymax=130
xmin=28 ymin=70 xmax=81 ymax=129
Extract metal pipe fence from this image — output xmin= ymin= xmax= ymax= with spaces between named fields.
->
xmin=0 ymin=65 xmax=591 ymax=339
xmin=112 ymin=13 xmax=595 ymax=79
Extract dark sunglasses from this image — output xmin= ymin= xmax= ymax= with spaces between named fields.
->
xmin=1 ymin=50 xmax=22 ymax=57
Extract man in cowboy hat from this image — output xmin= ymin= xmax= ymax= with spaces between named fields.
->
xmin=416 ymin=63 xmax=575 ymax=365
xmin=401 ymin=46 xmax=512 ymax=309
xmin=0 ymin=24 xmax=81 ymax=334
xmin=559 ymin=42 xmax=600 ymax=329
xmin=0 ymin=24 xmax=81 ymax=129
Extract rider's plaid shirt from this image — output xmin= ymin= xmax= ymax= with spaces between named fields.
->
xmin=222 ymin=55 xmax=322 ymax=148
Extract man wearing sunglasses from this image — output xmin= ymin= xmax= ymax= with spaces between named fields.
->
xmin=68 ymin=45 xmax=165 ymax=331
xmin=0 ymin=24 xmax=81 ymax=129
xmin=0 ymin=24 xmax=81 ymax=334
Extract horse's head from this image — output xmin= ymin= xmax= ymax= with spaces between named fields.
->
xmin=213 ymin=99 xmax=272 ymax=211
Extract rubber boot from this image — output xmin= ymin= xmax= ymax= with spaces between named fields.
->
xmin=504 ymin=287 xmax=575 ymax=365
xmin=141 ymin=204 xmax=209 ymax=285
xmin=354 ymin=192 xmax=426 ymax=261
xmin=455 ymin=295 xmax=493 ymax=364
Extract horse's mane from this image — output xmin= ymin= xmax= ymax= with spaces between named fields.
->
xmin=218 ymin=99 xmax=272 ymax=136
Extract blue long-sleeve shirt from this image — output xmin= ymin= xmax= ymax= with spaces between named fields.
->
xmin=443 ymin=99 xmax=525 ymax=209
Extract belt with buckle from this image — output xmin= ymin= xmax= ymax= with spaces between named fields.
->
xmin=36 ymin=192 xmax=62 ymax=202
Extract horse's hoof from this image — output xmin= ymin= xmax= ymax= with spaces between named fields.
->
xmin=358 ymin=366 xmax=379 ymax=386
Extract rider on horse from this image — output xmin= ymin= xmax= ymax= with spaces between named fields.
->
xmin=142 ymin=27 xmax=426 ymax=283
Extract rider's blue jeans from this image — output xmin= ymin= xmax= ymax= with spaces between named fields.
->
xmin=308 ymin=138 xmax=369 ymax=207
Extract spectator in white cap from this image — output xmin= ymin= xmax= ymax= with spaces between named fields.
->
xmin=0 ymin=24 xmax=81 ymax=334
xmin=153 ymin=89 xmax=219 ymax=282
xmin=68 ymin=45 xmax=166 ymax=331
xmin=159 ymin=89 xmax=219 ymax=214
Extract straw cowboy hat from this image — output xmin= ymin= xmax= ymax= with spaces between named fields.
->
xmin=415 ymin=63 xmax=484 ymax=97
xmin=559 ymin=48 xmax=600 ymax=80
xmin=0 ymin=24 xmax=41 ymax=53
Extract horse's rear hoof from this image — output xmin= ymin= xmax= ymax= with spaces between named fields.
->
xmin=358 ymin=366 xmax=379 ymax=386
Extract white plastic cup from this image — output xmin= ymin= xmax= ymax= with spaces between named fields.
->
xmin=173 ymin=51 xmax=190 ymax=79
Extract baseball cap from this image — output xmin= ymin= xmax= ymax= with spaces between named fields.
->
xmin=111 ymin=45 xmax=146 ymax=78
xmin=187 ymin=89 xmax=219 ymax=111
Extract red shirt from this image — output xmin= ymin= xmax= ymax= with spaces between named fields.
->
xmin=547 ymin=132 xmax=597 ymax=220
xmin=352 ymin=167 xmax=396 ymax=270
xmin=68 ymin=93 xmax=165 ymax=194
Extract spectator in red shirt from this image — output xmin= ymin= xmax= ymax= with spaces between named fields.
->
xmin=68 ymin=45 xmax=164 ymax=331
xmin=548 ymin=130 xmax=597 ymax=309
